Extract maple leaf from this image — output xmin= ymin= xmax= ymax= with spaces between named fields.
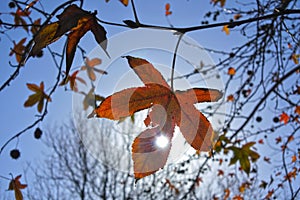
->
xmin=59 ymin=70 xmax=86 ymax=92
xmin=27 ymin=5 xmax=107 ymax=78
xmin=30 ymin=18 xmax=41 ymax=35
xmin=228 ymin=142 xmax=260 ymax=175
xmin=82 ymin=88 xmax=105 ymax=110
xmin=7 ymin=175 xmax=27 ymax=200
xmin=81 ymin=57 xmax=107 ymax=81
xmin=9 ymin=38 xmax=27 ymax=63
xmin=279 ymin=112 xmax=289 ymax=124
xmin=89 ymin=56 xmax=223 ymax=180
xmin=165 ymin=3 xmax=172 ymax=16
xmin=11 ymin=9 xmax=29 ymax=32
xmin=24 ymin=81 xmax=51 ymax=113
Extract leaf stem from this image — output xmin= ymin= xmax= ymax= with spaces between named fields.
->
xmin=170 ymin=33 xmax=184 ymax=91
xmin=130 ymin=0 xmax=140 ymax=25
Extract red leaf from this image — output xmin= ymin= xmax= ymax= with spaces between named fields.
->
xmin=279 ymin=112 xmax=289 ymax=124
xmin=165 ymin=3 xmax=172 ymax=16
xmin=89 ymin=56 xmax=222 ymax=180
xmin=7 ymin=175 xmax=27 ymax=200
xmin=132 ymin=126 xmax=172 ymax=181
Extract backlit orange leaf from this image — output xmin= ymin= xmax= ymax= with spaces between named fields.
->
xmin=7 ymin=175 xmax=27 ymax=200
xmin=222 ymin=25 xmax=230 ymax=35
xmin=291 ymin=155 xmax=297 ymax=163
xmin=279 ymin=112 xmax=289 ymax=124
xmin=228 ymin=67 xmax=236 ymax=75
xmin=89 ymin=56 xmax=222 ymax=181
xmin=165 ymin=3 xmax=172 ymax=16
xmin=24 ymin=81 xmax=51 ymax=113
xmin=60 ymin=70 xmax=86 ymax=92
xmin=9 ymin=38 xmax=27 ymax=63
xmin=81 ymin=57 xmax=107 ymax=81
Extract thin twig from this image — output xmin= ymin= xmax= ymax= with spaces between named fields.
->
xmin=170 ymin=33 xmax=184 ymax=91
xmin=229 ymin=64 xmax=300 ymax=140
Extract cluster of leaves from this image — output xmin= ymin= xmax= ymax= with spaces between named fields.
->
xmin=25 ymin=4 xmax=107 ymax=78
xmin=88 ymin=56 xmax=223 ymax=180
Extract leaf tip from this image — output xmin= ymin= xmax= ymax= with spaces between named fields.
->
xmin=87 ymin=110 xmax=96 ymax=118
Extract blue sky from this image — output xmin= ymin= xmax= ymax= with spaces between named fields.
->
xmin=1 ymin=0 xmax=298 ymax=199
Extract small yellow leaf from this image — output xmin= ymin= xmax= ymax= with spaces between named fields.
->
xmin=222 ymin=25 xmax=230 ymax=35
xmin=292 ymin=155 xmax=297 ymax=163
